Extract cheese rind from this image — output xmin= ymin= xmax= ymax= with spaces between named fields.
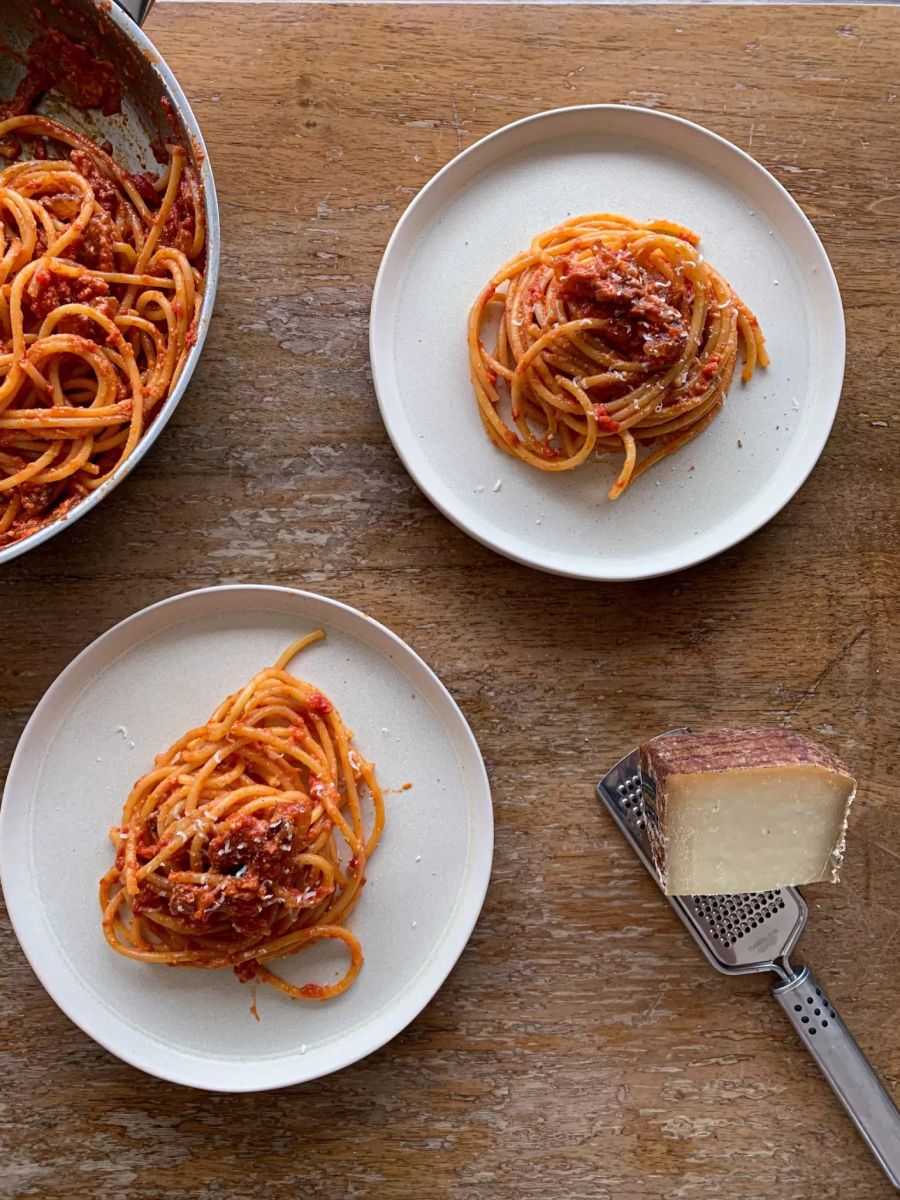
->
xmin=639 ymin=728 xmax=856 ymax=896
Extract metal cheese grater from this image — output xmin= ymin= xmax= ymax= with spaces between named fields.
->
xmin=597 ymin=737 xmax=900 ymax=1190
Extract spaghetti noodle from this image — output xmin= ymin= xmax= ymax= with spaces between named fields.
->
xmin=99 ymin=632 xmax=385 ymax=1002
xmin=468 ymin=214 xmax=768 ymax=499
xmin=0 ymin=114 xmax=204 ymax=546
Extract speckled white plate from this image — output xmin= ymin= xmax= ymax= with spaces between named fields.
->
xmin=370 ymin=104 xmax=844 ymax=580
xmin=0 ymin=585 xmax=492 ymax=1092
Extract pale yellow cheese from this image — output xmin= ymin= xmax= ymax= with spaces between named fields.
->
xmin=639 ymin=728 xmax=856 ymax=897
xmin=662 ymin=765 xmax=854 ymax=895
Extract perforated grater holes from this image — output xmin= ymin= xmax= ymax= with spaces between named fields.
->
xmin=691 ymin=895 xmax=742 ymax=948
xmin=630 ymin=775 xmax=646 ymax=829
xmin=617 ymin=774 xmax=646 ymax=831
xmin=685 ymin=885 xmax=792 ymax=954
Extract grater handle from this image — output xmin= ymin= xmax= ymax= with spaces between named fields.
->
xmin=773 ymin=966 xmax=900 ymax=1189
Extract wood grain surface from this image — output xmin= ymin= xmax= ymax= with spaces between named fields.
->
xmin=1 ymin=5 xmax=899 ymax=1198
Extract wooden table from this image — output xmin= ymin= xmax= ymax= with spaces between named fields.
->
xmin=1 ymin=5 xmax=898 ymax=1197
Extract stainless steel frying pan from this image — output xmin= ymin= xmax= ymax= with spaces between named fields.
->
xmin=0 ymin=0 xmax=219 ymax=564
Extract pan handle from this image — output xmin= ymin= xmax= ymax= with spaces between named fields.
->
xmin=113 ymin=0 xmax=156 ymax=27
xmin=773 ymin=967 xmax=900 ymax=1189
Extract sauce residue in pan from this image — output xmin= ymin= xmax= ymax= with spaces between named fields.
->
xmin=0 ymin=27 xmax=121 ymax=126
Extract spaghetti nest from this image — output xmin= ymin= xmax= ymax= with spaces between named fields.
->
xmin=468 ymin=213 xmax=768 ymax=499
xmin=0 ymin=114 xmax=204 ymax=546
xmin=99 ymin=633 xmax=385 ymax=1002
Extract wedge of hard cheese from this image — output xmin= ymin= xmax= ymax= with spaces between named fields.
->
xmin=639 ymin=728 xmax=856 ymax=896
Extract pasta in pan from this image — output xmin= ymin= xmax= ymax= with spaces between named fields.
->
xmin=0 ymin=114 xmax=204 ymax=545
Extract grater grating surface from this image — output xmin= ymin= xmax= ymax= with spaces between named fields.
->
xmin=598 ymin=742 xmax=805 ymax=979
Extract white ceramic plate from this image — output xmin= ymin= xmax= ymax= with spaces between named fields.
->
xmin=0 ymin=585 xmax=492 ymax=1092
xmin=370 ymin=104 xmax=844 ymax=580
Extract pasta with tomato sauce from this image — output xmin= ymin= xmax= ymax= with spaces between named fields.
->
xmin=0 ymin=113 xmax=204 ymax=546
xmin=468 ymin=213 xmax=768 ymax=499
xmin=99 ymin=632 xmax=385 ymax=1004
